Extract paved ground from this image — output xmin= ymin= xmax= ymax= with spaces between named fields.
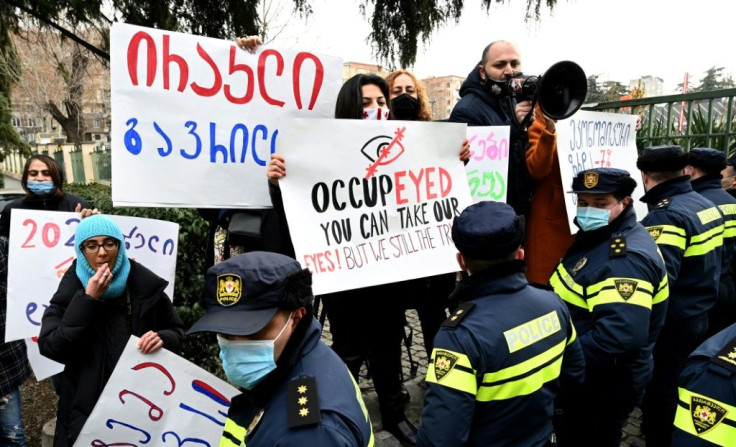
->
xmin=323 ymin=308 xmax=647 ymax=447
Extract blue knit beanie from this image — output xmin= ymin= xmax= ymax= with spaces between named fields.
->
xmin=74 ymin=215 xmax=131 ymax=299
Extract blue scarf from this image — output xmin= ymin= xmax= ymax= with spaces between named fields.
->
xmin=74 ymin=215 xmax=131 ymax=299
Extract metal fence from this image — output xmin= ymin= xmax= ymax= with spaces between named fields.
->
xmin=583 ymin=88 xmax=736 ymax=154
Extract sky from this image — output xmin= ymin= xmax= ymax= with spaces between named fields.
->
xmin=266 ymin=0 xmax=735 ymax=94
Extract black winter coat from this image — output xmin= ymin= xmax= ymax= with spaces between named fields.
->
xmin=449 ymin=65 xmax=532 ymax=219
xmin=0 ymin=192 xmax=91 ymax=238
xmin=38 ymin=259 xmax=184 ymax=447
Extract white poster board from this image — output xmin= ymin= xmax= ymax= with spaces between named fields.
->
xmin=279 ymin=118 xmax=472 ymax=295
xmin=110 ymin=22 xmax=343 ymax=208
xmin=75 ymin=336 xmax=239 ymax=447
xmin=464 ymin=126 xmax=510 ymax=203
xmin=556 ymin=111 xmax=646 ymax=232
xmin=25 ymin=337 xmax=64 ymax=380
xmin=5 ymin=210 xmax=179 ymax=342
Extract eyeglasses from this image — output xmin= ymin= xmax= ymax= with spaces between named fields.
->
xmin=82 ymin=240 xmax=119 ymax=254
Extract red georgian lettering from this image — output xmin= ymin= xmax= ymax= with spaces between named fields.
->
xmin=127 ymin=31 xmax=156 ymax=87
xmin=258 ymin=49 xmax=285 ymax=107
xmin=224 ymin=46 xmax=255 ymax=105
xmin=293 ymin=52 xmax=324 ymax=111
xmin=163 ymin=35 xmax=189 ymax=92
xmin=190 ymin=43 xmax=223 ymax=97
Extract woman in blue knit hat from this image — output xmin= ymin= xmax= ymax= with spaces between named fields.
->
xmin=38 ymin=214 xmax=184 ymax=447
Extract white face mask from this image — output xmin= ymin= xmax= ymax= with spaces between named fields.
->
xmin=362 ymin=107 xmax=389 ymax=120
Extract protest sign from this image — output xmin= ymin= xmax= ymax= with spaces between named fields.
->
xmin=464 ymin=126 xmax=510 ymax=203
xmin=25 ymin=337 xmax=63 ymax=381
xmin=556 ymin=111 xmax=647 ymax=232
xmin=110 ymin=22 xmax=343 ymax=208
xmin=5 ymin=210 xmax=179 ymax=342
xmin=278 ymin=118 xmax=472 ymax=295
xmin=75 ymin=336 xmax=239 ymax=447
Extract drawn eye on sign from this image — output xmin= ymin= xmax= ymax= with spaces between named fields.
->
xmin=362 ymin=127 xmax=407 ymax=179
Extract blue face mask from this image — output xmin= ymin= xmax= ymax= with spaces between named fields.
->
xmin=217 ymin=312 xmax=293 ymax=390
xmin=576 ymin=206 xmax=611 ymax=232
xmin=26 ymin=181 xmax=55 ymax=196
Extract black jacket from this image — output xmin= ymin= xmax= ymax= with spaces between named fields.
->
xmin=0 ymin=192 xmax=91 ymax=238
xmin=449 ymin=65 xmax=532 ymax=219
xmin=38 ymin=259 xmax=184 ymax=447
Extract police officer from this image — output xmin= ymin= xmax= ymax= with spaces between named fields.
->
xmin=672 ymin=323 xmax=736 ymax=446
xmin=550 ymin=168 xmax=669 ymax=447
xmin=638 ymin=146 xmax=724 ymax=447
xmin=416 ymin=201 xmax=585 ymax=446
xmin=188 ymin=252 xmax=374 ymax=446
xmin=688 ymin=148 xmax=736 ymax=336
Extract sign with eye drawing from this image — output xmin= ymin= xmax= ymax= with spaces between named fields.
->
xmin=277 ymin=118 xmax=472 ymax=295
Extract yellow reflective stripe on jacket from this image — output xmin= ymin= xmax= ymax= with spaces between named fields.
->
xmin=723 ymin=219 xmax=736 ymax=238
xmin=684 ymin=225 xmax=724 ymax=257
xmin=674 ymin=388 xmax=736 ymax=445
xmin=697 ymin=207 xmax=722 ymax=225
xmin=550 ymin=265 xmax=587 ymax=310
xmin=652 ymin=274 xmax=669 ymax=305
xmin=647 ymin=224 xmax=687 ymax=250
xmin=348 ymin=365 xmax=375 ymax=447
xmin=220 ymin=418 xmax=246 ymax=447
xmin=426 ymin=348 xmax=477 ymax=396
xmin=719 ymin=204 xmax=736 ymax=216
xmin=483 ymin=339 xmax=566 ymax=384
xmin=567 ymin=318 xmax=577 ymax=345
xmin=477 ymin=356 xmax=564 ymax=402
xmin=585 ymin=277 xmax=654 ymax=311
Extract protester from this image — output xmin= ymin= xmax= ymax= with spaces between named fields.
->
xmin=688 ymin=148 xmax=736 ymax=336
xmin=637 ymin=146 xmax=724 ymax=447
xmin=38 ymin=215 xmax=184 ymax=446
xmin=0 ymin=154 xmax=97 ymax=238
xmin=671 ymin=322 xmax=736 ymax=446
xmin=188 ymin=252 xmax=374 ymax=446
xmin=416 ymin=200 xmax=585 ymax=446
xmin=550 ymin=168 xmax=668 ymax=446
xmin=0 ymin=237 xmax=30 ymax=447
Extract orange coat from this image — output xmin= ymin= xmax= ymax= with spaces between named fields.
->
xmin=524 ymin=111 xmax=574 ymax=284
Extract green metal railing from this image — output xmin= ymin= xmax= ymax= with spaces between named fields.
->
xmin=90 ymin=147 xmax=111 ymax=181
xmin=583 ymin=88 xmax=736 ymax=154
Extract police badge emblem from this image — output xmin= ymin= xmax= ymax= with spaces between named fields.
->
xmin=433 ymin=350 xmax=458 ymax=381
xmin=571 ymin=257 xmax=588 ymax=275
xmin=216 ymin=274 xmax=242 ymax=306
xmin=648 ymin=226 xmax=663 ymax=241
xmin=614 ymin=279 xmax=638 ymax=300
xmin=584 ymin=172 xmax=599 ymax=189
xmin=691 ymin=396 xmax=727 ymax=434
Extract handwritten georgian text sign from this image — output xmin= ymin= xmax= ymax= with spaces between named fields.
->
xmin=464 ymin=126 xmax=510 ymax=203
xmin=75 ymin=336 xmax=240 ymax=447
xmin=5 ymin=210 xmax=179 ymax=342
xmin=278 ymin=118 xmax=472 ymax=295
xmin=110 ymin=23 xmax=343 ymax=208
xmin=556 ymin=111 xmax=646 ymax=232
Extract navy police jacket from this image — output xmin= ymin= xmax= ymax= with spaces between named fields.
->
xmin=672 ymin=323 xmax=736 ymax=446
xmin=417 ymin=261 xmax=585 ymax=446
xmin=640 ymin=176 xmax=723 ymax=325
xmin=219 ymin=318 xmax=373 ymax=447
xmin=691 ymin=175 xmax=736 ymax=286
xmin=550 ymin=206 xmax=669 ymax=378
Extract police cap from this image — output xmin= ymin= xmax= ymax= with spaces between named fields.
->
xmin=727 ymin=153 xmax=736 ymax=168
xmin=570 ymin=167 xmax=633 ymax=194
xmin=689 ymin=147 xmax=727 ymax=174
xmin=188 ymin=251 xmax=310 ymax=336
xmin=636 ymin=145 xmax=688 ymax=172
xmin=452 ymin=201 xmax=525 ymax=260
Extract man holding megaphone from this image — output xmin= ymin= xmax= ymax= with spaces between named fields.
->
xmin=449 ymin=40 xmax=587 ymax=285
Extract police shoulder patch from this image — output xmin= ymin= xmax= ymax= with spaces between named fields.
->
xmin=710 ymin=335 xmax=736 ymax=372
xmin=690 ymin=395 xmax=727 ymax=434
xmin=433 ymin=350 xmax=459 ymax=381
xmin=648 ymin=226 xmax=664 ymax=241
xmin=614 ymin=279 xmax=638 ymax=300
xmin=288 ymin=376 xmax=321 ymax=428
xmin=441 ymin=302 xmax=475 ymax=328
xmin=609 ymin=236 xmax=627 ymax=257
xmin=656 ymin=198 xmax=671 ymax=209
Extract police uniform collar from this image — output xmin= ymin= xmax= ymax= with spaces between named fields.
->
xmin=450 ymin=260 xmax=527 ymax=304
xmin=640 ymin=175 xmax=693 ymax=205
xmin=691 ymin=175 xmax=725 ymax=192
xmin=244 ymin=317 xmax=319 ymax=407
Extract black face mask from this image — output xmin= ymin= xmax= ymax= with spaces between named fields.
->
xmin=482 ymin=71 xmax=509 ymax=97
xmin=391 ymin=93 xmax=420 ymax=120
